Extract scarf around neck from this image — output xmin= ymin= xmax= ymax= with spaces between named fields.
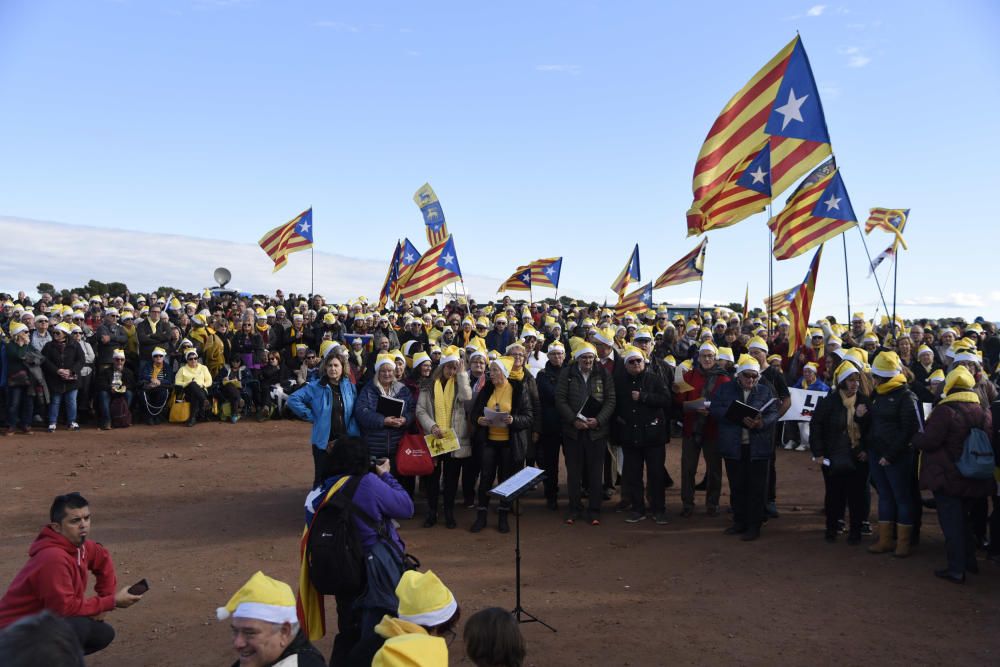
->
xmin=875 ymin=374 xmax=907 ymax=395
xmin=433 ymin=376 xmax=456 ymax=431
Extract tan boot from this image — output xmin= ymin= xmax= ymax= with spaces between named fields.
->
xmin=893 ymin=524 xmax=913 ymax=558
xmin=868 ymin=521 xmax=895 ymax=554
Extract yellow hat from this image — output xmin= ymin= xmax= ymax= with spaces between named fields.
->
xmin=633 ymin=326 xmax=653 ymax=341
xmin=622 ymin=345 xmax=644 ymax=362
xmin=411 ymin=351 xmax=431 ymax=368
xmin=372 ymin=633 xmax=448 ymax=667
xmin=663 ymin=354 xmax=676 ymax=366
xmin=395 ymin=570 xmax=457 ymax=627
xmin=55 ymin=321 xmax=74 ymax=335
xmin=916 ymin=344 xmax=932 ymax=357
xmin=547 ymin=340 xmax=565 ymax=353
xmin=152 ymin=347 xmax=166 ymax=357
xmin=871 ymin=351 xmax=901 ymax=378
xmin=698 ymin=341 xmax=718 ymax=354
xmin=390 ymin=349 xmax=406 ymax=364
xmin=216 ymin=571 xmax=297 ymax=624
xmin=953 ymin=347 xmax=980 ymax=364
xmin=490 ymin=355 xmax=515 ymax=377
xmin=928 ymin=368 xmax=945 ymax=384
xmin=736 ymin=354 xmax=760 ymax=375
xmin=717 ymin=346 xmax=734 ymax=362
xmin=943 ymin=366 xmax=975 ymax=395
xmin=319 ymin=340 xmax=337 ymax=359
xmin=572 ymin=340 xmax=598 ymax=359
xmin=680 ymin=358 xmax=693 ymax=371
xmin=748 ymin=336 xmax=768 ymax=353
xmin=835 ymin=360 xmax=860 ymax=385
xmin=375 ymin=353 xmax=396 ymax=371
xmin=851 ymin=312 xmax=865 ymax=322
xmin=592 ymin=326 xmax=615 ymax=346
xmin=844 ymin=347 xmax=867 ymax=370
xmin=323 ymin=313 xmax=336 ymax=324
xmin=112 ymin=349 xmax=126 ymax=360
xmin=520 ymin=324 xmax=539 ymax=340
xmin=827 ymin=336 xmax=843 ymax=349
xmin=803 ymin=362 xmax=818 ymax=374
xmin=440 ymin=345 xmax=461 ymax=364
xmin=861 ymin=332 xmax=879 ymax=345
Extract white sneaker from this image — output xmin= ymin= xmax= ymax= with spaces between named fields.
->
xmin=783 ymin=442 xmax=795 ymax=450
xmin=47 ymin=423 xmax=56 ymax=433
xmin=795 ymin=443 xmax=809 ymax=452
xmin=69 ymin=422 xmax=80 ymax=431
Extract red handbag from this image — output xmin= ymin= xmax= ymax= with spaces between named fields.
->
xmin=395 ymin=432 xmax=434 ymax=476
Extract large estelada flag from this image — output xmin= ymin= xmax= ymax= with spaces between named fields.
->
xmin=396 ymin=235 xmax=463 ymax=300
xmin=615 ymin=282 xmax=653 ymax=319
xmin=498 ymin=265 xmax=532 ymax=292
xmin=768 ymin=160 xmax=857 ymax=260
xmin=865 ymin=208 xmax=909 ymax=250
xmin=258 ymin=208 xmax=313 ymax=272
xmin=610 ymin=244 xmax=640 ymax=298
xmin=687 ymin=36 xmax=832 ymax=236
xmin=530 ymin=257 xmax=562 ymax=289
xmin=654 ymin=239 xmax=707 ymax=289
xmin=379 ymin=238 xmax=423 ymax=307
xmin=786 ymin=246 xmax=823 ymax=354
xmin=414 ymin=183 xmax=449 ymax=246
xmin=764 ymin=285 xmax=796 ymax=314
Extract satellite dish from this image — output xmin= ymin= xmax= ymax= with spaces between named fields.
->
xmin=213 ymin=267 xmax=232 ymax=288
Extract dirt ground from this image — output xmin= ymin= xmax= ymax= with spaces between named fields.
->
xmin=2 ymin=420 xmax=999 ymax=667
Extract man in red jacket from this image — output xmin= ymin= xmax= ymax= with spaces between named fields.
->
xmin=0 ymin=493 xmax=142 ymax=655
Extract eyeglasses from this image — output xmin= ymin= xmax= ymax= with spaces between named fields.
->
xmin=626 ymin=359 xmax=643 ymax=365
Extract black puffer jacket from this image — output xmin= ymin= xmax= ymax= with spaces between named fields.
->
xmin=868 ymin=383 xmax=920 ymax=463
xmin=613 ymin=368 xmax=670 ymax=447
xmin=40 ymin=339 xmax=84 ymax=394
xmin=809 ymin=389 xmax=872 ymax=471
xmin=555 ymin=363 xmax=616 ymax=441
xmin=534 ymin=362 xmax=564 ymax=436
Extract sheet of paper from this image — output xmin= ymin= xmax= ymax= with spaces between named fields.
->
xmin=425 ymin=430 xmax=460 ymax=457
xmin=483 ymin=407 xmax=510 ymax=427
xmin=489 ymin=466 xmax=545 ymax=499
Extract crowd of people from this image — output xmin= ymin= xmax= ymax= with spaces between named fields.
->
xmin=1 ymin=285 xmax=999 ymax=664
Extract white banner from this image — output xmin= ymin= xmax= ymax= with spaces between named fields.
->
xmin=779 ymin=388 xmax=829 ymax=422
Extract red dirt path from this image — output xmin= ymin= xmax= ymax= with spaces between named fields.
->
xmin=2 ymin=421 xmax=998 ymax=666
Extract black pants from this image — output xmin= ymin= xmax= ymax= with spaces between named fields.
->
xmin=564 ymin=434 xmax=605 ymax=515
xmin=989 ymin=495 xmax=1000 ymax=558
xmin=478 ymin=441 xmax=515 ymax=510
xmin=934 ymin=492 xmax=978 ymax=576
xmin=330 ymin=592 xmax=361 ymax=665
xmin=622 ymin=444 xmax=666 ymax=515
xmin=725 ymin=446 xmax=769 ymax=531
xmin=65 ymin=616 xmax=115 ymax=655
xmin=766 ymin=431 xmax=780 ymax=504
xmin=538 ymin=432 xmax=562 ymax=500
xmin=184 ymin=383 xmax=209 ymax=419
xmin=312 ymin=446 xmax=327 ymax=488
xmin=460 ymin=443 xmax=481 ymax=505
xmin=822 ymin=463 xmax=868 ymax=535
xmin=425 ymin=456 xmax=462 ymax=514
xmin=681 ymin=434 xmax=721 ymax=510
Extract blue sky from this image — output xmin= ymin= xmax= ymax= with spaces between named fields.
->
xmin=1 ymin=1 xmax=998 ymax=319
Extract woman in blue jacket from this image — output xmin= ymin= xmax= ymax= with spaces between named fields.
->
xmin=288 ymin=353 xmax=360 ymax=487
xmin=709 ymin=354 xmax=779 ymax=541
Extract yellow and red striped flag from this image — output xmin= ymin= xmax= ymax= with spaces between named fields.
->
xmin=258 ymin=208 xmax=313 ymax=273
xmin=764 ymin=285 xmax=797 ymax=315
xmin=395 ymin=235 xmax=463 ymax=300
xmin=786 ymin=246 xmax=823 ymax=354
xmin=610 ymin=244 xmax=640 ymax=298
xmin=529 ymin=257 xmax=562 ymax=288
xmin=742 ymin=284 xmax=749 ymax=320
xmin=768 ymin=161 xmax=857 ymax=260
xmin=615 ymin=282 xmax=653 ymax=319
xmin=687 ymin=36 xmax=833 ymax=236
xmin=498 ymin=265 xmax=532 ymax=293
xmin=654 ymin=239 xmax=706 ymax=289
xmin=864 ymin=208 xmax=909 ymax=250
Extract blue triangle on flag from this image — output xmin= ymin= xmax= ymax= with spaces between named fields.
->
xmin=764 ymin=38 xmax=831 ymax=144
xmin=810 ymin=170 xmax=857 ymax=222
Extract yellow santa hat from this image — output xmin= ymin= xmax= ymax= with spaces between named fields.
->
xmin=547 ymin=340 xmax=565 ymax=353
xmin=374 ymin=353 xmax=397 ymax=371
xmin=572 ymin=340 xmax=598 ymax=360
xmin=716 ymin=346 xmax=734 ymax=362
xmin=698 ymin=341 xmax=718 ymax=355
xmin=216 ymin=571 xmax=297 ymax=624
xmin=736 ymin=354 xmax=761 ymax=375
xmin=928 ymin=368 xmax=945 ymax=384
xmin=394 ymin=570 xmax=457 ymax=627
xmin=440 ymin=345 xmax=461 ymax=364
xmin=319 ymin=340 xmax=337 ymax=359
xmin=943 ymin=366 xmax=975 ymax=395
xmin=803 ymin=362 xmax=818 ymax=375
xmin=621 ymin=345 xmax=644 ymax=363
xmin=591 ymin=326 xmax=615 ymax=347
xmin=871 ymin=351 xmax=901 ymax=378
xmin=835 ymin=360 xmax=860 ymax=385
xmin=372 ymin=634 xmax=448 ymax=667
xmin=748 ymin=336 xmax=768 ymax=352
xmin=411 ymin=351 xmax=431 ymax=369
xmin=8 ymin=321 xmax=28 ymax=336
xmin=490 ymin=355 xmax=515 ymax=377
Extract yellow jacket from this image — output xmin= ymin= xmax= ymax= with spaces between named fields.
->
xmin=175 ymin=363 xmax=212 ymax=389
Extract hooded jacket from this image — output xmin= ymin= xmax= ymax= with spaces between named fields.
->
xmin=0 ymin=526 xmax=117 ymax=628
xmin=288 ymin=376 xmax=361 ymax=450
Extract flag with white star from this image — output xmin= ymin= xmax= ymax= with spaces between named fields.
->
xmin=610 ymin=244 xmax=641 ymax=298
xmin=413 ymin=183 xmax=451 ymax=246
xmin=529 ymin=256 xmax=562 ymax=288
xmin=257 ymin=207 xmax=314 ymax=273
xmin=687 ymin=36 xmax=833 ymax=236
xmin=615 ymin=282 xmax=654 ymax=319
xmin=654 ymin=238 xmax=706 ymax=289
xmin=768 ymin=166 xmax=857 ymax=260
xmin=498 ymin=265 xmax=532 ymax=293
xmin=396 ymin=235 xmax=463 ymax=300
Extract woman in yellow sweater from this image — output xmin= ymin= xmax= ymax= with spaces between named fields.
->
xmin=174 ymin=349 xmax=213 ymax=427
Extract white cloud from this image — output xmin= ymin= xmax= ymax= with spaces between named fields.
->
xmin=818 ymin=82 xmax=841 ymax=100
xmin=839 ymin=46 xmax=872 ymax=68
xmin=0 ymin=217 xmax=501 ymax=302
xmin=535 ymin=64 xmax=581 ymax=75
xmin=807 ymin=5 xmax=826 ymax=16
xmin=848 ymin=54 xmax=871 ymax=68
xmin=901 ymin=293 xmax=986 ymax=309
xmin=315 ymin=20 xmax=360 ymax=32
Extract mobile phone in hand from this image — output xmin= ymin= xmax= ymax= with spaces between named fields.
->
xmin=127 ymin=579 xmax=149 ymax=596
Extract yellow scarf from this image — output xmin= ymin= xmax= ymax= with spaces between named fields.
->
xmin=256 ymin=323 xmax=269 ymax=334
xmin=939 ymin=391 xmax=981 ymax=405
xmin=839 ymin=390 xmax=860 ymax=447
xmin=509 ymin=367 xmax=525 ymax=381
xmin=875 ymin=374 xmax=907 ymax=395
xmin=152 ymin=360 xmax=164 ymax=379
xmin=433 ymin=376 xmax=456 ymax=431
xmin=488 ymin=381 xmax=513 ymax=442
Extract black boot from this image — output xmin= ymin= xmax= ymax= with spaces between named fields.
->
xmin=444 ymin=507 xmax=456 ymax=529
xmin=423 ymin=511 xmax=437 ymax=528
xmin=470 ymin=509 xmax=487 ymax=533
xmin=498 ymin=509 xmax=510 ymax=534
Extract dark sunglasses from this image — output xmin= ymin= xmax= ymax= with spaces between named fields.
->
xmin=627 ymin=359 xmax=643 ymax=365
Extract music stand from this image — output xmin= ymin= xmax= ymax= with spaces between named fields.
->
xmin=489 ymin=466 xmax=557 ymax=632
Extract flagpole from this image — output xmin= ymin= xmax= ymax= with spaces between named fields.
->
xmin=310 ymin=205 xmax=314 ymax=297
xmin=854 ymin=226 xmax=892 ymax=319
xmin=767 ymin=211 xmax=774 ymax=341
xmin=842 ymin=232 xmax=851 ymax=326
xmin=891 ymin=241 xmax=898 ymax=337
xmin=696 ymin=277 xmax=704 ymax=318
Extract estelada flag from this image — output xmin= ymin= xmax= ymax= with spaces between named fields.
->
xmin=258 ymin=208 xmax=313 ymax=272
xmin=768 ymin=162 xmax=857 ymax=260
xmin=396 ymin=235 xmax=463 ymax=300
xmin=654 ymin=239 xmax=706 ymax=289
xmin=615 ymin=282 xmax=653 ymax=319
xmin=610 ymin=244 xmax=640 ymax=298
xmin=530 ymin=257 xmax=562 ymax=289
xmin=865 ymin=208 xmax=909 ymax=250
xmin=498 ymin=265 xmax=532 ymax=292
xmin=786 ymin=246 xmax=823 ymax=354
xmin=687 ymin=36 xmax=833 ymax=236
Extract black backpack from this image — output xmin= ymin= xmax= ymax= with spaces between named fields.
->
xmin=307 ymin=475 xmax=367 ymax=597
